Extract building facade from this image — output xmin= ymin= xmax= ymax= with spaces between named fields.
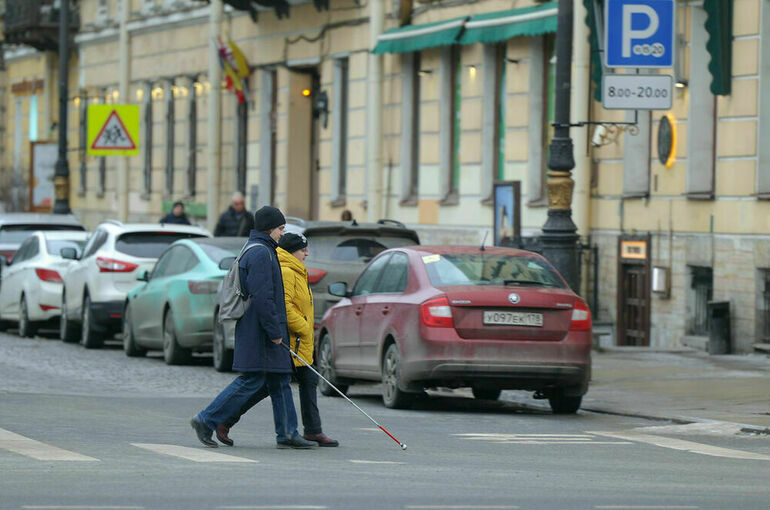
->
xmin=1 ymin=0 xmax=768 ymax=352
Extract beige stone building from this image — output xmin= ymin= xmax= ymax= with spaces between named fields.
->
xmin=1 ymin=0 xmax=768 ymax=352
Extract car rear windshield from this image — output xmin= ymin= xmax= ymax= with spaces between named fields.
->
xmin=0 ymin=225 xmax=85 ymax=243
xmin=309 ymin=236 xmax=415 ymax=262
xmin=199 ymin=244 xmax=242 ymax=264
xmin=423 ymin=253 xmax=566 ymax=289
xmin=116 ymin=232 xmax=207 ymax=258
xmin=47 ymin=240 xmax=87 ymax=258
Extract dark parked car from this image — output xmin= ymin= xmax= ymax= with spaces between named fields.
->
xmin=316 ymin=245 xmax=592 ymax=413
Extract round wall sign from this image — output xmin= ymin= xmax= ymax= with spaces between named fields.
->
xmin=657 ymin=114 xmax=677 ymax=168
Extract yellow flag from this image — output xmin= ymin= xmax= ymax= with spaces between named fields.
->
xmin=229 ymin=39 xmax=250 ymax=79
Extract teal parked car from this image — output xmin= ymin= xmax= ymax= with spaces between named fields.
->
xmin=122 ymin=237 xmax=246 ymax=365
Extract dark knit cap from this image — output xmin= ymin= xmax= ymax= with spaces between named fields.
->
xmin=254 ymin=206 xmax=286 ymax=232
xmin=279 ymin=233 xmax=308 ymax=253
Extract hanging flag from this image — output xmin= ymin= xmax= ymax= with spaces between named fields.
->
xmin=216 ymin=37 xmax=248 ymax=104
xmin=228 ymin=38 xmax=251 ymax=79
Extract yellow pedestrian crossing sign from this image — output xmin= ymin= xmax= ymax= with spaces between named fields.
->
xmin=87 ymin=104 xmax=140 ymax=156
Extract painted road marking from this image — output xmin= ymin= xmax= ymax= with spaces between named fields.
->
xmin=595 ymin=506 xmax=699 ymax=509
xmin=0 ymin=427 xmax=99 ymax=462
xmin=407 ymin=506 xmax=520 ymax=509
xmin=23 ymin=507 xmax=143 ymax=509
xmin=590 ymin=431 xmax=770 ymax=461
xmin=131 ymin=443 xmax=257 ymax=463
xmin=349 ymin=459 xmax=406 ymax=465
xmin=218 ymin=507 xmax=327 ymax=510
xmin=453 ymin=433 xmax=632 ymax=445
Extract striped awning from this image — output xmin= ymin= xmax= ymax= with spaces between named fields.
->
xmin=459 ymin=2 xmax=558 ymax=45
xmin=372 ymin=17 xmax=468 ymax=54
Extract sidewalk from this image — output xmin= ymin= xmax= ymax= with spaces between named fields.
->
xmin=582 ymin=348 xmax=770 ymax=432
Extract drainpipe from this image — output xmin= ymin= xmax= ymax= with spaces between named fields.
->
xmin=207 ymin=0 xmax=223 ymax=231
xmin=571 ymin=0 xmax=591 ymax=243
xmin=117 ymin=0 xmax=130 ymax=222
xmin=366 ymin=0 xmax=384 ymax=222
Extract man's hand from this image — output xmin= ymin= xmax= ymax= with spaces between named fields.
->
xmin=272 ymin=338 xmax=282 ymax=344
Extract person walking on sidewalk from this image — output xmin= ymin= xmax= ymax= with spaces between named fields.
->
xmin=214 ymin=192 xmax=254 ymax=237
xmin=160 ymin=201 xmax=191 ymax=225
xmin=190 ymin=206 xmax=315 ymax=449
xmin=215 ymin=233 xmax=339 ymax=447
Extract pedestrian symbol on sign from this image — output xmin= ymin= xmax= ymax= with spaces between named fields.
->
xmin=91 ymin=110 xmax=136 ymax=150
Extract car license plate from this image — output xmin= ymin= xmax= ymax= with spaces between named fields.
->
xmin=483 ymin=310 xmax=543 ymax=327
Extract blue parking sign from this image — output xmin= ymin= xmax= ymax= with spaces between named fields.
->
xmin=605 ymin=0 xmax=674 ymax=68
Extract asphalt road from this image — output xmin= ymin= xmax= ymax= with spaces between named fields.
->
xmin=1 ymin=330 xmax=769 ymax=510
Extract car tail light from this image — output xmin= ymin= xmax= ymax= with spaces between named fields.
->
xmin=96 ymin=257 xmax=138 ymax=273
xmin=0 ymin=251 xmax=14 ymax=263
xmin=307 ymin=268 xmax=327 ymax=285
xmin=420 ymin=296 xmax=454 ymax=328
xmin=39 ymin=304 xmax=60 ymax=311
xmin=569 ymin=300 xmax=592 ymax=331
xmin=188 ymin=281 xmax=219 ymax=294
xmin=35 ymin=268 xmax=63 ymax=283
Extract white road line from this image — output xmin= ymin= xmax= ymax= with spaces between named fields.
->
xmin=218 ymin=507 xmax=327 ymax=510
xmin=0 ymin=427 xmax=99 ymax=462
xmin=452 ymin=433 xmax=630 ymax=445
xmin=406 ymin=506 xmax=520 ymax=509
xmin=131 ymin=443 xmax=257 ymax=463
xmin=349 ymin=459 xmax=406 ymax=465
xmin=454 ymin=433 xmax=595 ymax=438
xmin=23 ymin=507 xmax=143 ymax=509
xmin=485 ymin=441 xmax=632 ymax=445
xmin=590 ymin=431 xmax=770 ymax=461
xmin=595 ymin=506 xmax=699 ymax=509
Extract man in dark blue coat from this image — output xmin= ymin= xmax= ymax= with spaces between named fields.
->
xmin=190 ymin=206 xmax=315 ymax=449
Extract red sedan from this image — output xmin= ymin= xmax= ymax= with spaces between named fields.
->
xmin=317 ymin=245 xmax=592 ymax=414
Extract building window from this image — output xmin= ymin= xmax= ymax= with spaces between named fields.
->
xmin=400 ymin=52 xmax=420 ymax=204
xmin=165 ymin=80 xmax=175 ymax=196
xmin=526 ymin=35 xmax=551 ymax=205
xmin=29 ymin=96 xmax=38 ymax=142
xmin=686 ymin=5 xmax=716 ymax=198
xmin=481 ymin=44 xmax=503 ymax=201
xmin=689 ymin=266 xmax=713 ymax=335
xmin=142 ymin=82 xmax=152 ymax=196
xmin=439 ymin=46 xmax=460 ymax=203
xmin=259 ymin=68 xmax=277 ymax=208
xmin=331 ymin=57 xmax=349 ymax=205
xmin=186 ymin=78 xmax=197 ymax=198
xmin=236 ymin=99 xmax=248 ymax=195
xmin=760 ymin=270 xmax=770 ymax=342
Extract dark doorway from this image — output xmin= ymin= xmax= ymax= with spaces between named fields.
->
xmin=617 ymin=236 xmax=651 ymax=346
xmin=287 ymin=67 xmax=320 ymax=220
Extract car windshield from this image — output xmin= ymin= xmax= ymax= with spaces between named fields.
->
xmin=309 ymin=236 xmax=414 ymax=262
xmin=423 ymin=253 xmax=566 ymax=289
xmin=0 ymin=225 xmax=85 ymax=243
xmin=199 ymin=244 xmax=242 ymax=264
xmin=47 ymin=240 xmax=87 ymax=258
xmin=116 ymin=232 xmax=207 ymax=258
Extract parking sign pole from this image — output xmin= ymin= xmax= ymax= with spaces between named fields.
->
xmin=53 ymin=0 xmax=72 ymax=215
xmin=541 ymin=0 xmax=580 ymax=292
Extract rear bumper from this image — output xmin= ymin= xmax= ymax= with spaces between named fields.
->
xmin=90 ymin=300 xmax=124 ymax=331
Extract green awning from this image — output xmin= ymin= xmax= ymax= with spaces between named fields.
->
xmin=458 ymin=2 xmax=558 ymax=46
xmin=704 ymin=0 xmax=733 ymax=95
xmin=372 ymin=17 xmax=468 ymax=54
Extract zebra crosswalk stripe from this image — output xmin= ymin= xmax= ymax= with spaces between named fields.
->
xmin=453 ymin=433 xmax=632 ymax=445
xmin=131 ymin=443 xmax=258 ymax=463
xmin=0 ymin=427 xmax=99 ymax=462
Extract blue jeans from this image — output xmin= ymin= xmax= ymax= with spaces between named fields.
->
xmin=197 ymin=372 xmax=299 ymax=442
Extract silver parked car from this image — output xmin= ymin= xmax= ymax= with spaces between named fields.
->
xmin=60 ymin=221 xmax=210 ymax=348
xmin=0 ymin=231 xmax=89 ymax=336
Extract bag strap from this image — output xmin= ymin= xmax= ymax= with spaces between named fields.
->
xmin=236 ymin=242 xmax=271 ymax=263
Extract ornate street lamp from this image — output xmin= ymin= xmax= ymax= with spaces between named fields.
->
xmin=53 ymin=0 xmax=72 ymax=214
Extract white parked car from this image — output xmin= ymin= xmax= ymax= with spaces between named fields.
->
xmin=60 ymin=221 xmax=210 ymax=348
xmin=0 ymin=231 xmax=89 ymax=337
xmin=0 ymin=213 xmax=85 ymax=264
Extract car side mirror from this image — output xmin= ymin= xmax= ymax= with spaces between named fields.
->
xmin=136 ymin=270 xmax=149 ymax=282
xmin=60 ymin=247 xmax=79 ymax=260
xmin=219 ymin=256 xmax=236 ymax=271
xmin=328 ymin=282 xmax=350 ymax=298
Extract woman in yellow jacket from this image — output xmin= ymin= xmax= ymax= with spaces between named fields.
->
xmin=277 ymin=233 xmax=338 ymax=446
xmin=216 ymin=233 xmax=338 ymax=447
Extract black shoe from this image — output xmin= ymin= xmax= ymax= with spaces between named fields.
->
xmin=303 ymin=432 xmax=339 ymax=447
xmin=276 ymin=435 xmax=316 ymax=449
xmin=190 ymin=416 xmax=217 ymax=448
xmin=216 ymin=423 xmax=234 ymax=447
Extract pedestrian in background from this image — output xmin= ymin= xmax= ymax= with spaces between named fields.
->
xmin=190 ymin=206 xmax=315 ymax=449
xmin=216 ymin=232 xmax=339 ymax=447
xmin=160 ymin=201 xmax=191 ymax=225
xmin=214 ymin=192 xmax=254 ymax=237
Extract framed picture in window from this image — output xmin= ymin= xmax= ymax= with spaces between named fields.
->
xmin=493 ymin=181 xmax=521 ymax=247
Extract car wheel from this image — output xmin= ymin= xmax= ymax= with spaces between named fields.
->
xmin=381 ymin=343 xmax=414 ymax=409
xmin=212 ymin=315 xmax=233 ymax=372
xmin=81 ymin=294 xmax=103 ymax=349
xmin=471 ymin=387 xmax=502 ymax=401
xmin=122 ymin=303 xmax=146 ymax=357
xmin=318 ymin=333 xmax=347 ymax=397
xmin=163 ymin=309 xmax=191 ymax=365
xmin=18 ymin=295 xmax=36 ymax=338
xmin=548 ymin=391 xmax=583 ymax=414
xmin=59 ymin=294 xmax=80 ymax=343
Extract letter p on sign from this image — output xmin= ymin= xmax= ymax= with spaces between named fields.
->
xmin=605 ymin=0 xmax=674 ymax=68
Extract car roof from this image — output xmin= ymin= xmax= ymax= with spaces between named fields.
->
xmin=188 ymin=237 xmax=247 ymax=250
xmin=302 ymin=222 xmax=420 ymax=244
xmin=97 ymin=221 xmax=211 ymax=236
xmin=0 ymin=213 xmax=83 ymax=227
xmin=38 ymin=231 xmax=90 ymax=241
xmin=399 ymin=245 xmax=543 ymax=258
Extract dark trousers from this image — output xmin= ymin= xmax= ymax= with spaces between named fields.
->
xmin=224 ymin=365 xmax=323 ymax=435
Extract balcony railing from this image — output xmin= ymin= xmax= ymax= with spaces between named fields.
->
xmin=4 ymin=0 xmax=78 ymax=51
